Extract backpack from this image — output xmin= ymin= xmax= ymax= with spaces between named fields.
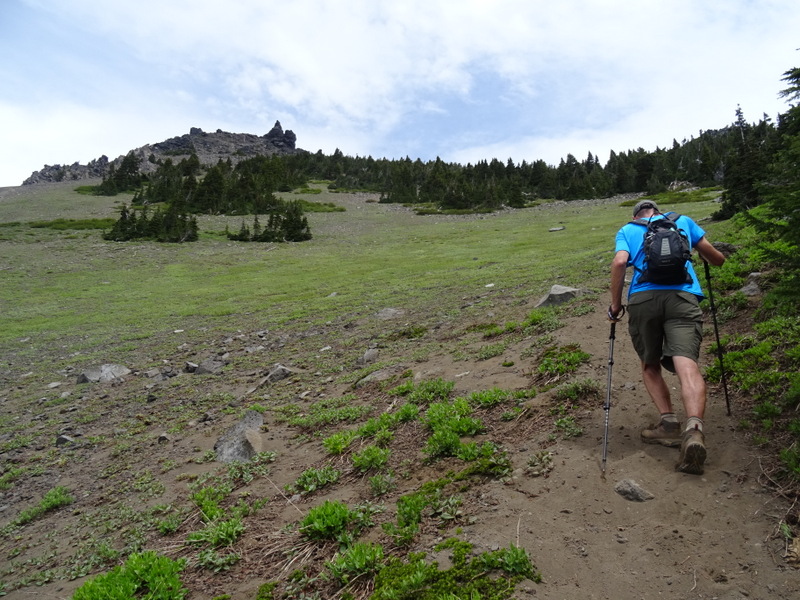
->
xmin=632 ymin=212 xmax=692 ymax=285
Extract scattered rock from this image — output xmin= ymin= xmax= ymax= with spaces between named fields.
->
xmin=76 ymin=364 xmax=131 ymax=384
xmin=355 ymin=368 xmax=398 ymax=388
xmin=56 ymin=434 xmax=76 ymax=447
xmin=535 ymin=284 xmax=585 ymax=308
xmin=614 ymin=479 xmax=655 ymax=502
xmin=549 ymin=226 xmax=566 ymax=232
xmin=195 ymin=358 xmax=226 ymax=375
xmin=358 ymin=348 xmax=379 ymax=365
xmin=712 ymin=241 xmax=738 ymax=257
xmin=266 ymin=363 xmax=303 ymax=383
xmin=376 ymin=308 xmax=405 ymax=320
xmin=214 ymin=410 xmax=265 ymax=463
xmin=740 ymin=272 xmax=764 ymax=297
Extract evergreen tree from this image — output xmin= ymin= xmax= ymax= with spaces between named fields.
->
xmin=747 ymin=66 xmax=800 ymax=292
xmin=714 ymin=107 xmax=769 ymax=219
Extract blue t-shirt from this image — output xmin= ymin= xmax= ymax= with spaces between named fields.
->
xmin=615 ymin=213 xmax=706 ymax=299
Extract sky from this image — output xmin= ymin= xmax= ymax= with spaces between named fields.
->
xmin=1 ymin=0 xmax=799 ymax=187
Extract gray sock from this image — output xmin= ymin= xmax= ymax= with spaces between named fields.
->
xmin=685 ymin=416 xmax=704 ymax=432
xmin=660 ymin=412 xmax=679 ymax=425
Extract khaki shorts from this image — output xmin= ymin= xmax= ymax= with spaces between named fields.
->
xmin=627 ymin=290 xmax=703 ymax=366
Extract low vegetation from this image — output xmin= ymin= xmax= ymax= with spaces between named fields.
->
xmin=1 ymin=64 xmax=800 ymax=599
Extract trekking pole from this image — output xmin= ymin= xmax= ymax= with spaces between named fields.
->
xmin=602 ymin=307 xmax=624 ymax=478
xmin=703 ymin=260 xmax=732 ymax=416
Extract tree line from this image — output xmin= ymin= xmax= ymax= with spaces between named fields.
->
xmin=99 ymin=66 xmax=795 ymax=247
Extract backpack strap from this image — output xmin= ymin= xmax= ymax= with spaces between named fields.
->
xmin=630 ymin=211 xmax=681 ymax=226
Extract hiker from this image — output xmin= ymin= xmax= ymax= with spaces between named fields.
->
xmin=608 ymin=200 xmax=726 ymax=475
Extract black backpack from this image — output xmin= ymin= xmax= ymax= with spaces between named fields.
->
xmin=632 ymin=212 xmax=692 ymax=285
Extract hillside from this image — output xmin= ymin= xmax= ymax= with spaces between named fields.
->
xmin=0 ymin=183 xmax=797 ymax=599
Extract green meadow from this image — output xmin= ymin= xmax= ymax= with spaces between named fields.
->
xmin=0 ymin=183 xmax=726 ymax=372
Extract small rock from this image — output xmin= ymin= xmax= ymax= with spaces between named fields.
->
xmin=77 ymin=364 xmax=131 ymax=384
xmin=56 ymin=434 xmax=75 ymax=447
xmin=614 ymin=479 xmax=655 ymax=502
xmin=358 ymin=348 xmax=379 ymax=365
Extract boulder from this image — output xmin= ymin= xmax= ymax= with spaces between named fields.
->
xmin=739 ymin=272 xmax=764 ymax=297
xmin=614 ymin=479 xmax=654 ymax=502
xmin=195 ymin=358 xmax=226 ymax=375
xmin=358 ymin=348 xmax=379 ymax=366
xmin=535 ymin=284 xmax=584 ymax=308
xmin=266 ymin=363 xmax=303 ymax=383
xmin=214 ymin=410 xmax=265 ymax=463
xmin=76 ymin=364 xmax=131 ymax=384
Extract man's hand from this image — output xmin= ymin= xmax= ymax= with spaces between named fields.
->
xmin=608 ymin=304 xmax=625 ymax=322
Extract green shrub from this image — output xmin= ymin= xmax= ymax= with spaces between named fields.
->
xmin=72 ymin=551 xmax=187 ymax=600
xmin=300 ymin=500 xmax=356 ymax=542
xmin=477 ymin=342 xmax=507 ymax=360
xmin=468 ymin=388 xmax=511 ymax=408
xmin=352 ymin=445 xmax=391 ymax=472
xmin=291 ymin=466 xmax=341 ymax=494
xmin=190 ymin=483 xmax=232 ymax=522
xmin=186 ymin=517 xmax=244 ymax=548
xmin=554 ymin=379 xmax=601 ymax=403
xmin=523 ymin=307 xmax=563 ymax=333
xmin=390 ymin=378 xmax=454 ymax=406
xmin=370 ymin=538 xmax=539 ymax=600
xmin=327 ymin=542 xmax=385 ymax=584
xmin=196 ymin=548 xmax=240 ymax=572
xmin=537 ymin=344 xmax=591 ymax=379
xmin=423 ymin=428 xmax=463 ymax=458
xmin=423 ymin=398 xmax=481 ymax=435
xmin=369 ymin=471 xmax=397 ymax=497
xmin=14 ymin=486 xmax=73 ymax=526
xmin=322 ymin=430 xmax=358 ymax=455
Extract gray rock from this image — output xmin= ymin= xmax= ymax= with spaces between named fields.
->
xmin=214 ymin=410 xmax=265 ymax=463
xmin=614 ymin=479 xmax=654 ymax=502
xmin=739 ymin=272 xmax=764 ymax=296
xmin=76 ymin=364 xmax=131 ymax=384
xmin=195 ymin=358 xmax=226 ymax=375
xmin=355 ymin=368 xmax=397 ymax=388
xmin=56 ymin=434 xmax=76 ymax=447
xmin=535 ymin=284 xmax=585 ymax=308
xmin=358 ymin=348 xmax=379 ymax=365
xmin=23 ymin=122 xmax=298 ymax=186
xmin=266 ymin=363 xmax=302 ymax=383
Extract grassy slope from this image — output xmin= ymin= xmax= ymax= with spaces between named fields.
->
xmin=0 ymin=186 xmax=722 ymax=359
xmin=0 ymin=183 xmax=735 ymax=597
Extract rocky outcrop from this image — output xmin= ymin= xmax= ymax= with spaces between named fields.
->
xmin=22 ymin=155 xmax=111 ymax=185
xmin=22 ymin=121 xmax=300 ymax=185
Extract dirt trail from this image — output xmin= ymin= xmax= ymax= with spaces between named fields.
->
xmin=405 ymin=293 xmax=799 ymax=600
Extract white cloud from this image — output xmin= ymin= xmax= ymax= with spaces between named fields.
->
xmin=1 ymin=0 xmax=799 ymax=185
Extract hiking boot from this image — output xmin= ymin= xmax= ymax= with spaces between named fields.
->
xmin=640 ymin=420 xmax=682 ymax=447
xmin=676 ymin=427 xmax=706 ymax=475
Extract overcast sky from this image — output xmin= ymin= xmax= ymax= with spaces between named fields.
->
xmin=1 ymin=0 xmax=799 ymax=187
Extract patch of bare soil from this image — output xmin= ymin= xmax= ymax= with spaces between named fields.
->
xmin=1 ymin=194 xmax=797 ymax=600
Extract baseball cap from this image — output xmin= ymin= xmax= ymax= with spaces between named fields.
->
xmin=632 ymin=200 xmax=659 ymax=217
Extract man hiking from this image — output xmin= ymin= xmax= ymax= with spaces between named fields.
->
xmin=608 ymin=200 xmax=726 ymax=475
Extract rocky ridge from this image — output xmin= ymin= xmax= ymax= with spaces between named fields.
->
xmin=22 ymin=120 xmax=299 ymax=185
